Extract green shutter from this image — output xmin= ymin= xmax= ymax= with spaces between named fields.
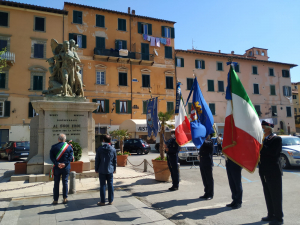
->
xmin=175 ymin=57 xmax=177 ymax=67
xmin=167 ymin=102 xmax=174 ymax=112
xmin=209 ymin=104 xmax=215 ymax=115
xmin=96 ymin=15 xmax=105 ymax=27
xmin=127 ymin=100 xmax=132 ymax=114
xmin=96 ymin=37 xmax=105 ymax=49
xmin=82 ymin=35 xmax=87 ymax=48
xmin=73 ymin=11 xmax=78 ymax=23
xmin=122 ymin=40 xmax=127 ymax=49
xmin=165 ymin=46 xmax=172 ymax=59
xmin=92 ymin=99 xmax=97 ymax=113
xmin=115 ymin=40 xmax=119 ymax=49
xmin=181 ymin=58 xmax=184 ymax=67
xmin=4 ymin=101 xmax=10 ymax=117
xmin=171 ymin=27 xmax=175 ymax=38
xmin=195 ymin=60 xmax=198 ymax=69
xmin=105 ymin=99 xmax=109 ymax=113
xmin=208 ymin=80 xmax=214 ymax=91
xmin=161 ymin=26 xmax=165 ymax=37
xmin=69 ymin=33 xmax=74 ymax=41
xmin=143 ymin=101 xmax=147 ymax=114
xmin=0 ymin=73 xmax=5 ymax=88
xmin=148 ymin=23 xmax=152 ymax=35
xmin=116 ymin=100 xmax=120 ymax=113
xmin=138 ymin=22 xmax=142 ymax=33
xmin=123 ymin=19 xmax=126 ymax=31
xmin=188 ymin=103 xmax=192 ymax=114
xmin=118 ymin=19 xmax=122 ymax=30
xmin=28 ymin=102 xmax=33 ymax=118
xmin=202 ymin=60 xmax=205 ymax=69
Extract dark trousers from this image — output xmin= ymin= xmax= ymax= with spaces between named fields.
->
xmin=217 ymin=144 xmax=222 ymax=155
xmin=53 ymin=168 xmax=69 ymax=201
xmin=259 ymin=171 xmax=283 ymax=220
xmin=226 ymin=159 xmax=243 ymax=204
xmin=99 ymin=173 xmax=114 ymax=203
xmin=167 ymin=154 xmax=179 ymax=188
xmin=200 ymin=166 xmax=214 ymax=197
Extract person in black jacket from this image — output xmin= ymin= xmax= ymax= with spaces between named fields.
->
xmin=95 ymin=135 xmax=117 ymax=206
xmin=165 ymin=130 xmax=180 ymax=191
xmin=50 ymin=133 xmax=74 ymax=205
xmin=259 ymin=120 xmax=283 ymax=225
xmin=198 ymin=135 xmax=214 ymax=200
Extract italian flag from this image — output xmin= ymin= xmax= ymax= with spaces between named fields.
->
xmin=223 ymin=65 xmax=263 ymax=173
xmin=175 ymin=98 xmax=192 ymax=146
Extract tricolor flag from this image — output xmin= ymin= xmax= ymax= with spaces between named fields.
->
xmin=222 ymin=63 xmax=263 ymax=173
xmin=175 ymin=98 xmax=192 ymax=146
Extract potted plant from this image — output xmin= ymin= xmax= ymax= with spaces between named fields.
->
xmin=15 ymin=162 xmax=27 ymax=174
xmin=68 ymin=140 xmax=83 ymax=173
xmin=110 ymin=129 xmax=131 ymax=167
xmin=152 ymin=110 xmax=174 ymax=182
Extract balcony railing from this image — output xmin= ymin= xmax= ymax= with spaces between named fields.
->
xmin=0 ymin=51 xmax=15 ymax=64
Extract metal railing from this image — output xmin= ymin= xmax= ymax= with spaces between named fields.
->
xmin=94 ymin=48 xmax=154 ymax=61
xmin=0 ymin=52 xmax=15 ymax=63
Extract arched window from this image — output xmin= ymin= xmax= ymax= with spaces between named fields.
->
xmin=261 ymin=51 xmax=265 ymax=56
xmin=256 ymin=50 xmax=260 ymax=55
xmin=249 ymin=51 xmax=252 ymax=56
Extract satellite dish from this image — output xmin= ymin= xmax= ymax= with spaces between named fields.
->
xmin=154 ymin=49 xmax=158 ymax=56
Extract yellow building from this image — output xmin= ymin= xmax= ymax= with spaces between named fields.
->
xmin=292 ymin=82 xmax=300 ymax=131
xmin=63 ymin=3 xmax=176 ymax=135
xmin=175 ymin=48 xmax=297 ymax=134
xmin=0 ymin=1 xmax=68 ymax=144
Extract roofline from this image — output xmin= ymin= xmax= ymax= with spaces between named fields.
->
xmin=175 ymin=49 xmax=298 ymax=68
xmin=245 ymin=47 xmax=268 ymax=51
xmin=64 ymin=2 xmax=176 ymax=24
xmin=0 ymin=0 xmax=68 ymax=15
xmin=292 ymin=82 xmax=300 ymax=85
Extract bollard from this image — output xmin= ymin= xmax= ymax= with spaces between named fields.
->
xmin=178 ymin=163 xmax=181 ymax=182
xmin=69 ymin=171 xmax=76 ymax=194
xmin=144 ymin=159 xmax=147 ymax=172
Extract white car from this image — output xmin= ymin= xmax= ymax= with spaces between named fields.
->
xmin=279 ymin=136 xmax=300 ymax=169
xmin=177 ymin=142 xmax=198 ymax=162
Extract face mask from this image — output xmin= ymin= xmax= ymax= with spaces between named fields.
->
xmin=171 ymin=134 xmax=175 ymax=138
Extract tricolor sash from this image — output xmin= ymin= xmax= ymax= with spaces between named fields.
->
xmin=49 ymin=142 xmax=70 ymax=178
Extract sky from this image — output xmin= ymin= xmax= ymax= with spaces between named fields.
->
xmin=16 ymin=0 xmax=300 ymax=82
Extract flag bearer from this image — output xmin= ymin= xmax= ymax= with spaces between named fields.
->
xmin=260 ymin=120 xmax=283 ymax=225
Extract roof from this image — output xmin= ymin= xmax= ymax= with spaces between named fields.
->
xmin=245 ymin=47 xmax=268 ymax=51
xmin=64 ymin=2 xmax=176 ymax=24
xmin=175 ymin=49 xmax=298 ymax=68
xmin=292 ymin=82 xmax=300 ymax=85
xmin=0 ymin=0 xmax=68 ymax=15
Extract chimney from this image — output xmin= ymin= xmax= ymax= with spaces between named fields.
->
xmin=219 ymin=50 xmax=221 ymax=53
xmin=132 ymin=9 xmax=135 ymax=15
xmin=128 ymin=7 xmax=130 ymax=14
xmin=231 ymin=51 xmax=234 ymax=54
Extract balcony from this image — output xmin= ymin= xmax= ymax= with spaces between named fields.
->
xmin=94 ymin=48 xmax=154 ymax=65
xmin=0 ymin=52 xmax=15 ymax=65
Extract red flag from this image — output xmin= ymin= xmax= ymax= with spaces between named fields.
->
xmin=175 ymin=99 xmax=192 ymax=146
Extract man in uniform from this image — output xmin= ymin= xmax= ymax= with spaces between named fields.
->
xmin=259 ymin=120 xmax=283 ymax=225
xmin=198 ymin=135 xmax=214 ymax=200
xmin=165 ymin=130 xmax=180 ymax=191
xmin=50 ymin=133 xmax=74 ymax=204
xmin=217 ymin=133 xmax=223 ymax=155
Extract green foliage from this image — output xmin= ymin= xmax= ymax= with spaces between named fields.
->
xmin=154 ymin=156 xmax=167 ymax=161
xmin=109 ymin=129 xmax=131 ymax=154
xmin=67 ymin=140 xmax=82 ymax=161
xmin=279 ymin=129 xmax=285 ymax=135
xmin=117 ymin=151 xmax=130 ymax=155
xmin=211 ymin=133 xmax=216 ymax=137
xmin=0 ymin=47 xmax=7 ymax=72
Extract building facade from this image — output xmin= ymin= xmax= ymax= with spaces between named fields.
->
xmin=175 ymin=47 xmax=297 ymax=134
xmin=292 ymin=82 xmax=300 ymax=118
xmin=0 ymin=1 xmax=68 ymax=145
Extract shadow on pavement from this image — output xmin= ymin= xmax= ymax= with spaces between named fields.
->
xmin=121 ymin=189 xmax=168 ymax=198
xmin=68 ymin=212 xmax=139 ymax=223
xmin=241 ymin=221 xmax=269 ymax=225
xmin=152 ymin=198 xmax=201 ymax=209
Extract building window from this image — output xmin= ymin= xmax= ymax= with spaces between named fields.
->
xmin=69 ymin=33 xmax=87 ymax=48
xmin=29 ymin=66 xmax=47 ymax=91
xmin=286 ymin=106 xmax=291 ymax=117
xmin=293 ymin=95 xmax=297 ymax=99
xmin=31 ymin=39 xmax=46 ymax=58
xmin=96 ymin=14 xmax=105 ymax=27
xmin=96 ymin=100 xmax=105 ymax=113
xmin=254 ymin=105 xmax=261 ymax=116
xmin=282 ymin=69 xmax=290 ymax=78
xmin=73 ymin=10 xmax=82 ymax=24
xmin=0 ymin=11 xmax=9 ymax=27
xmin=0 ymin=72 xmax=8 ymax=89
xmin=208 ymin=80 xmax=214 ymax=92
xmin=252 ymin=66 xmax=258 ymax=75
xmin=120 ymin=101 xmax=128 ymax=113
xmin=119 ymin=72 xmax=127 ymax=86
xmin=96 ymin=71 xmax=105 ymax=85
xmin=0 ymin=39 xmax=8 ymax=51
xmin=165 ymin=46 xmax=172 ymax=59
xmin=262 ymin=51 xmax=265 ymax=56
xmin=33 ymin=75 xmax=43 ymax=91
xmin=209 ymin=103 xmax=215 ymax=115
xmin=218 ymin=81 xmax=224 ymax=92
xmin=187 ymin=78 xmax=193 ymax=90
xmin=235 ymin=63 xmax=240 ymax=73
xmin=142 ymin=74 xmax=150 ymax=88
xmin=96 ymin=37 xmax=105 ymax=49
xmin=295 ymin=85 xmax=297 ymax=90
xmin=283 ymin=86 xmax=291 ymax=97
xmin=271 ymin=106 xmax=277 ymax=116
xmin=256 ymin=50 xmax=260 ymax=55
xmin=269 ymin=68 xmax=274 ymax=76
xmin=295 ymin=108 xmax=297 ymax=113
xmin=33 ymin=44 xmax=44 ymax=58
xmin=167 ymin=102 xmax=174 ymax=112
xmin=270 ymin=85 xmax=276 ymax=95
xmin=28 ymin=102 xmax=38 ymax=118
xmin=115 ymin=100 xmax=131 ymax=114
xmin=34 ymin=16 xmax=45 ymax=32
xmin=0 ymin=101 xmax=4 ymax=117
xmin=249 ymin=51 xmax=253 ymax=56
xmin=138 ymin=22 xmax=152 ymax=35
xmin=166 ymin=76 xmax=173 ymax=89
xmin=161 ymin=26 xmax=175 ymax=38
xmin=195 ymin=60 xmax=205 ymax=69
xmin=143 ymin=101 xmax=148 ymax=114
xmin=217 ymin=62 xmax=223 ymax=71
xmin=115 ymin=40 xmax=127 ymax=50
xmin=253 ymin=84 xmax=259 ymax=94
xmin=176 ymin=57 xmax=184 ymax=67
xmin=118 ymin=18 xmax=126 ymax=31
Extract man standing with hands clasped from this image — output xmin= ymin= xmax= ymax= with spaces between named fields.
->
xmin=95 ymin=135 xmax=117 ymax=206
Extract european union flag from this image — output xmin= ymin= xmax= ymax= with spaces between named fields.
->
xmin=187 ymin=77 xmax=214 ymax=148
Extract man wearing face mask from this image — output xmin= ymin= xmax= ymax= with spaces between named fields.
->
xmin=165 ymin=130 xmax=180 ymax=191
xmin=259 ymin=120 xmax=283 ymax=225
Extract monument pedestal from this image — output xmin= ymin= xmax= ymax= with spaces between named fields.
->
xmin=27 ymin=97 xmax=98 ymax=174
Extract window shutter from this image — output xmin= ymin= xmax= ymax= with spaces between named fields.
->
xmin=96 ymin=37 xmax=105 ymax=49
xmin=171 ymin=27 xmax=175 ymax=39
xmin=0 ymin=73 xmax=5 ymax=88
xmin=0 ymin=40 xmax=7 ymax=51
xmin=282 ymin=70 xmax=285 ymax=77
xmin=175 ymin=58 xmax=177 ymax=67
xmin=4 ymin=101 xmax=10 ymax=117
xmin=105 ymin=99 xmax=109 ymax=113
xmin=96 ymin=15 xmax=105 ymax=27
xmin=127 ymin=100 xmax=132 ymax=114
xmin=69 ymin=33 xmax=74 ymax=41
xmin=28 ymin=102 xmax=33 ymax=118
xmin=209 ymin=104 xmax=215 ymax=115
xmin=148 ymin=23 xmax=152 ymax=35
xmin=202 ymin=60 xmax=205 ymax=69
xmin=115 ymin=40 xmax=119 ymax=50
xmin=181 ymin=58 xmax=184 ymax=67
xmin=123 ymin=19 xmax=126 ymax=31
xmin=235 ymin=64 xmax=239 ymax=72
xmin=143 ymin=101 xmax=147 ymax=114
xmin=138 ymin=22 xmax=142 ymax=33
xmin=82 ymin=35 xmax=87 ymax=48
xmin=161 ymin=26 xmax=165 ymax=37
xmin=122 ymin=40 xmax=127 ymax=49
xmin=116 ymin=100 xmax=120 ymax=113
xmin=0 ymin=12 xmax=8 ymax=27
xmin=195 ymin=60 xmax=198 ymax=69
xmin=188 ymin=103 xmax=192 ymax=114
xmin=288 ymin=87 xmax=291 ymax=96
xmin=118 ymin=19 xmax=122 ymax=30
xmin=73 ymin=11 xmax=78 ymax=23
xmin=38 ymin=76 xmax=43 ymax=90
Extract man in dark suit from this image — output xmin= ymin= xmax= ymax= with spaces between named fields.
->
xmin=50 ymin=133 xmax=74 ymax=205
xmin=259 ymin=120 xmax=283 ymax=225
xmin=95 ymin=135 xmax=117 ymax=206
xmin=198 ymin=135 xmax=214 ymax=200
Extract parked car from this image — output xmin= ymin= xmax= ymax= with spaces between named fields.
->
xmin=279 ymin=136 xmax=300 ymax=169
xmin=178 ymin=142 xmax=198 ymax=162
xmin=0 ymin=141 xmax=30 ymax=161
xmin=123 ymin=139 xmax=150 ymax=155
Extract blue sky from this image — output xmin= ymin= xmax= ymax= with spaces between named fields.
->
xmin=17 ymin=0 xmax=300 ymax=82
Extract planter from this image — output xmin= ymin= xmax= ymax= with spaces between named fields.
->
xmin=152 ymin=159 xmax=170 ymax=182
xmin=117 ymin=155 xmax=128 ymax=167
xmin=15 ymin=162 xmax=27 ymax=174
xmin=70 ymin=161 xmax=83 ymax=173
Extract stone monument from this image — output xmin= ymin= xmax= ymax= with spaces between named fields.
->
xmin=27 ymin=39 xmax=98 ymax=175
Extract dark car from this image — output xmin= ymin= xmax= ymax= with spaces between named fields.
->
xmin=0 ymin=141 xmax=30 ymax=161
xmin=123 ymin=139 xmax=150 ymax=155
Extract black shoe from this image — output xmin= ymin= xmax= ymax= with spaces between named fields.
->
xmin=206 ymin=196 xmax=213 ymax=200
xmin=262 ymin=216 xmax=274 ymax=222
xmin=231 ymin=203 xmax=242 ymax=209
xmin=269 ymin=219 xmax=283 ymax=225
xmin=226 ymin=201 xmax=235 ymax=207
xmin=199 ymin=195 xmax=207 ymax=199
xmin=169 ymin=187 xmax=178 ymax=191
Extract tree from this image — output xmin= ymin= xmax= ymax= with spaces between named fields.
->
xmin=0 ymin=47 xmax=7 ymax=72
xmin=109 ymin=129 xmax=131 ymax=154
xmin=158 ymin=110 xmax=174 ymax=160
